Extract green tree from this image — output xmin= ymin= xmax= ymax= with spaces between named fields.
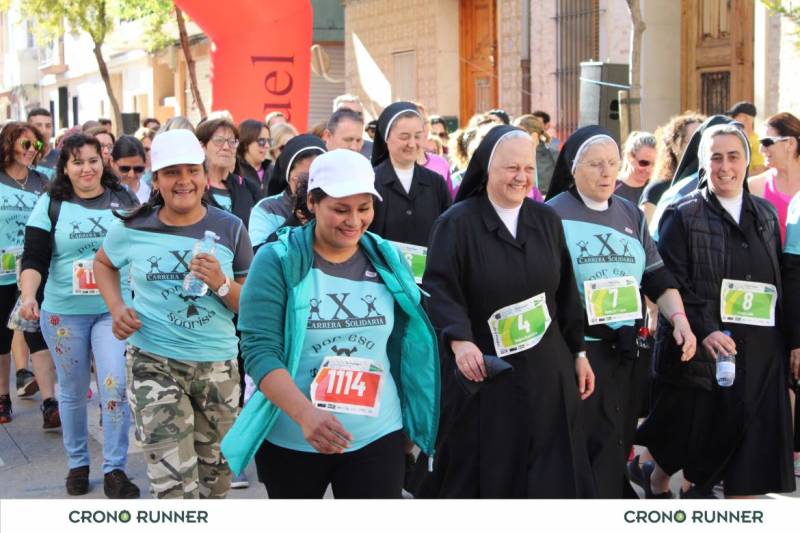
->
xmin=117 ymin=0 xmax=207 ymax=119
xmin=1 ymin=0 xmax=124 ymax=134
xmin=761 ymin=0 xmax=800 ymax=47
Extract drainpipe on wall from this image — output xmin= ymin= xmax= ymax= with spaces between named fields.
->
xmin=521 ymin=0 xmax=531 ymax=114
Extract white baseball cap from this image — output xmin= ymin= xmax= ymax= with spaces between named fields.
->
xmin=151 ymin=129 xmax=206 ymax=172
xmin=308 ymin=149 xmax=383 ymax=201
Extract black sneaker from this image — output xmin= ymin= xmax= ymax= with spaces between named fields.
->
xmin=41 ymin=398 xmax=61 ymax=430
xmin=16 ymin=369 xmax=39 ymax=398
xmin=0 ymin=395 xmax=11 ymax=424
xmin=66 ymin=466 xmax=90 ymax=495
xmin=104 ymin=469 xmax=140 ymax=499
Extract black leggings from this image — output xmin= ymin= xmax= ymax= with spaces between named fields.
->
xmin=256 ymin=430 xmax=405 ymax=498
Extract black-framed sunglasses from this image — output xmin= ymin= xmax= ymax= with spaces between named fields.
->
xmin=636 ymin=159 xmax=653 ymax=167
xmin=20 ymin=139 xmax=44 ymax=151
xmin=118 ymin=165 xmax=146 ymax=174
xmin=759 ymin=136 xmax=792 ymax=148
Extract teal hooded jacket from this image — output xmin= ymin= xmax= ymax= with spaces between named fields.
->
xmin=221 ymin=222 xmax=440 ymax=475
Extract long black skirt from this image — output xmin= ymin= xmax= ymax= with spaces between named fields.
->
xmin=637 ymin=329 xmax=795 ymax=496
xmin=411 ymin=336 xmax=596 ymax=498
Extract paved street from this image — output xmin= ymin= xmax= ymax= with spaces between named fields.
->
xmin=0 ymin=370 xmax=265 ymax=499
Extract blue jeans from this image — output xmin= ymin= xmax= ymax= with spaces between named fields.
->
xmin=40 ymin=310 xmax=130 ymax=473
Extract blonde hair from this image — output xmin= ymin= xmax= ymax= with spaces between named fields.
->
xmin=269 ymin=122 xmax=299 ymax=159
xmin=512 ymin=114 xmax=550 ymax=144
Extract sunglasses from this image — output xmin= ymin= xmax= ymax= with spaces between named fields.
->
xmin=636 ymin=159 xmax=653 ymax=167
xmin=20 ymin=139 xmax=44 ymax=151
xmin=759 ymin=136 xmax=792 ymax=147
xmin=255 ymin=138 xmax=269 ymax=147
xmin=118 ymin=165 xmax=146 ymax=174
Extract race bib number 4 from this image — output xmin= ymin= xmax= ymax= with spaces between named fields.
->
xmin=72 ymin=260 xmax=99 ymax=295
xmin=487 ymin=293 xmax=552 ymax=357
xmin=391 ymin=241 xmax=427 ymax=284
xmin=584 ymin=276 xmax=643 ymax=326
xmin=720 ymin=279 xmax=776 ymax=327
xmin=310 ymin=356 xmax=384 ymax=417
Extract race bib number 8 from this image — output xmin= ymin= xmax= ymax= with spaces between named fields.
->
xmin=720 ymin=279 xmax=776 ymax=327
xmin=487 ymin=293 xmax=552 ymax=357
xmin=72 ymin=260 xmax=99 ymax=295
xmin=310 ymin=356 xmax=384 ymax=417
xmin=390 ymin=241 xmax=427 ymax=284
xmin=584 ymin=276 xmax=643 ymax=326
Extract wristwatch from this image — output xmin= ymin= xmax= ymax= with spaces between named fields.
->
xmin=215 ymin=276 xmax=231 ymax=297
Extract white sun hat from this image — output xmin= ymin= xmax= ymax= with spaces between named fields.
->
xmin=150 ymin=129 xmax=206 ymax=172
xmin=308 ymin=149 xmax=383 ymax=201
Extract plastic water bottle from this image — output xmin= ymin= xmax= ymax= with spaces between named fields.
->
xmin=715 ymin=330 xmax=736 ymax=387
xmin=182 ymin=230 xmax=217 ymax=296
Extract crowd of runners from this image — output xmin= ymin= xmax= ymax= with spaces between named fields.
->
xmin=1 ymin=95 xmax=798 ymax=499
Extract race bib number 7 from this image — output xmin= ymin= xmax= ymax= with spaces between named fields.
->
xmin=584 ymin=276 xmax=643 ymax=326
xmin=72 ymin=260 xmax=99 ymax=295
xmin=720 ymin=279 xmax=776 ymax=327
xmin=487 ymin=293 xmax=552 ymax=357
xmin=310 ymin=356 xmax=384 ymax=417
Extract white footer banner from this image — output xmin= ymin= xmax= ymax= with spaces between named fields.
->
xmin=0 ymin=497 xmax=797 ymax=532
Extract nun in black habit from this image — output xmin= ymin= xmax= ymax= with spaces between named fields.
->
xmin=411 ymin=125 xmax=597 ymax=498
xmin=369 ymin=101 xmax=451 ymax=247
xmin=546 ymin=126 xmax=694 ymax=498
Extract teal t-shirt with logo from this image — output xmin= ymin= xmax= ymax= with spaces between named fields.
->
xmin=248 ymin=191 xmax=293 ymax=247
xmin=26 ymin=189 xmax=138 ymax=314
xmin=547 ymin=191 xmax=663 ymax=333
xmin=0 ymin=170 xmax=49 ymax=286
xmin=210 ymin=187 xmax=232 ymax=212
xmin=267 ymin=249 xmax=403 ymax=453
xmin=101 ymin=206 xmax=253 ymax=362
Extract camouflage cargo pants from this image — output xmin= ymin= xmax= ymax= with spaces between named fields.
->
xmin=126 ymin=345 xmax=240 ymax=499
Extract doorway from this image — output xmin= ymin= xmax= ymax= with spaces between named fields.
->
xmin=459 ymin=0 xmax=498 ymax=125
xmin=681 ymin=0 xmax=754 ymax=115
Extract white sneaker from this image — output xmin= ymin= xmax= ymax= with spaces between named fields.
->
xmin=230 ymin=472 xmax=249 ymax=489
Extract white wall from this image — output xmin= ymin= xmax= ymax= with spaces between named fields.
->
xmin=639 ymin=0 xmax=681 ymax=132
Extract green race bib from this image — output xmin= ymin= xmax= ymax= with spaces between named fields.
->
xmin=720 ymin=279 xmax=776 ymax=327
xmin=583 ymin=276 xmax=643 ymax=326
xmin=0 ymin=247 xmax=21 ymax=275
xmin=487 ymin=293 xmax=552 ymax=357
xmin=390 ymin=241 xmax=427 ymax=284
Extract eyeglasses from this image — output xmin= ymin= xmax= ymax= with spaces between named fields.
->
xmin=19 ymin=139 xmax=44 ymax=151
xmin=436 ymin=132 xmax=449 ymax=139
xmin=636 ymin=159 xmax=653 ymax=167
xmin=255 ymin=138 xmax=269 ymax=147
xmin=759 ymin=136 xmax=792 ymax=147
xmin=100 ymin=143 xmax=114 ymax=151
xmin=118 ymin=165 xmax=146 ymax=174
xmin=211 ymin=136 xmax=239 ymax=148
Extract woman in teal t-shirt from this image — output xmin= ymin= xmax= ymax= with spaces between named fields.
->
xmin=19 ymin=133 xmax=139 ymax=498
xmin=94 ymin=129 xmax=253 ymax=499
xmin=228 ymin=149 xmax=439 ymax=498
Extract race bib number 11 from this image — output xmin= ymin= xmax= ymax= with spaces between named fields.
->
xmin=72 ymin=260 xmax=99 ymax=295
xmin=720 ymin=278 xmax=777 ymax=327
xmin=310 ymin=356 xmax=384 ymax=417
xmin=390 ymin=241 xmax=427 ymax=284
xmin=487 ymin=293 xmax=552 ymax=357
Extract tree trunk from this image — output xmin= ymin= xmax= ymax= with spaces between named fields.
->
xmin=625 ymin=0 xmax=646 ymax=132
xmin=175 ymin=6 xmax=207 ymax=120
xmin=92 ymin=42 xmax=123 ymax=136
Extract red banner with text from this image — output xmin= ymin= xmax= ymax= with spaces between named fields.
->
xmin=174 ymin=0 xmax=313 ymax=130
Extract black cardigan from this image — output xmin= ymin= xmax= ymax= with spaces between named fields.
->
xmin=205 ymin=172 xmax=260 ymax=228
xmin=369 ymin=160 xmax=451 ymax=248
